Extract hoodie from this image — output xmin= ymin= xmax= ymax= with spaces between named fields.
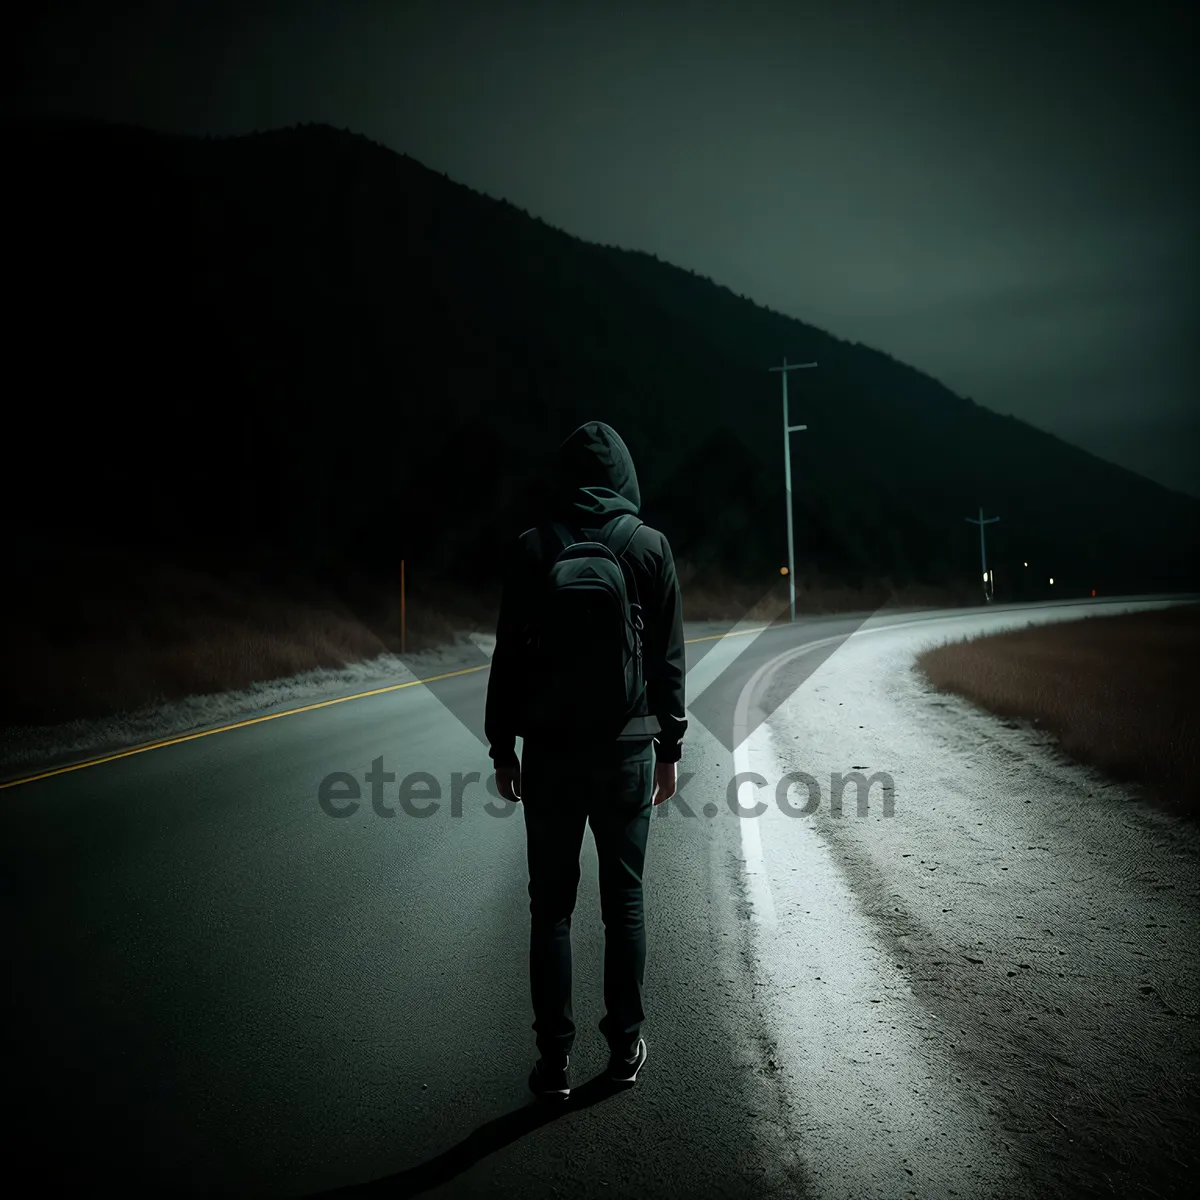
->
xmin=485 ymin=420 xmax=688 ymax=770
xmin=553 ymin=420 xmax=642 ymax=523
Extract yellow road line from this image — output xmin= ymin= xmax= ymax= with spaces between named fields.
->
xmin=0 ymin=663 xmax=489 ymax=791
xmin=0 ymin=625 xmax=773 ymax=791
xmin=685 ymin=625 xmax=771 ymax=643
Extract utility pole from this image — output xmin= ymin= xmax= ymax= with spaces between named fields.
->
xmin=769 ymin=357 xmax=818 ymax=622
xmin=966 ymin=506 xmax=1000 ymax=602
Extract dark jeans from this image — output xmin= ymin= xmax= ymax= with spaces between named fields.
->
xmin=520 ymin=736 xmax=655 ymax=1063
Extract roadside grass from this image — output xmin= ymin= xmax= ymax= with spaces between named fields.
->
xmin=3 ymin=577 xmax=385 ymax=730
xmin=916 ymin=604 xmax=1200 ymax=817
xmin=677 ymin=563 xmax=979 ymax=622
xmin=1 ymin=547 xmax=976 ymax=735
xmin=0 ymin=553 xmax=491 ymax=732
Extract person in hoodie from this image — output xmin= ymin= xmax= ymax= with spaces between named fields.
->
xmin=485 ymin=420 xmax=687 ymax=1100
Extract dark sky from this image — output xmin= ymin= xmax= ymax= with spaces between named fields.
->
xmin=11 ymin=0 xmax=1199 ymax=495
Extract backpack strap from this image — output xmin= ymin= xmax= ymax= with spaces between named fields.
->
xmin=598 ymin=513 xmax=644 ymax=619
xmin=614 ymin=508 xmax=643 ymax=559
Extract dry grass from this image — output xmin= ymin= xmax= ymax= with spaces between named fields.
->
xmin=3 ymin=579 xmax=379 ymax=729
xmin=1 ymin=545 xmax=978 ymax=734
xmin=917 ymin=605 xmax=1200 ymax=817
xmin=0 ymin=552 xmax=490 ymax=731
xmin=676 ymin=562 xmax=980 ymax=622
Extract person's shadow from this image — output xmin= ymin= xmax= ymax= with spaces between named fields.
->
xmin=315 ymin=1076 xmax=628 ymax=1197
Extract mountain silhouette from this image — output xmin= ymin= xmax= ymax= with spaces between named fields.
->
xmin=5 ymin=115 xmax=1196 ymax=603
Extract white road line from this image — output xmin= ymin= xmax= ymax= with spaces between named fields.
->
xmin=731 ymin=638 xmax=834 ymax=930
xmin=725 ymin=595 xmax=1186 ymax=931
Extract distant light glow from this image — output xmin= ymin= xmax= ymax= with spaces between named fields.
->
xmin=780 ymin=566 xmax=788 ymax=575
xmin=1049 ymin=577 xmax=1055 ymax=585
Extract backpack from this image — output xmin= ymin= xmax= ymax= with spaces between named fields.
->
xmin=519 ymin=512 xmax=646 ymax=738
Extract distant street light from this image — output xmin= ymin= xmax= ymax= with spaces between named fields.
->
xmin=768 ymin=357 xmax=817 ymax=622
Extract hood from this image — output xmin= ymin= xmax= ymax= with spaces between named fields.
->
xmin=554 ymin=420 xmax=641 ymax=523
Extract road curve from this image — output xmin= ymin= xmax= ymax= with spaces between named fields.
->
xmin=3 ymin=596 xmax=1194 ymax=1197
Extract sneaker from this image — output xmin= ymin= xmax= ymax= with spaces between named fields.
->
xmin=605 ymin=1038 xmax=647 ymax=1084
xmin=528 ymin=1055 xmax=571 ymax=1100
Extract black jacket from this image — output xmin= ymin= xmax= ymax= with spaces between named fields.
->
xmin=485 ymin=421 xmax=687 ymax=769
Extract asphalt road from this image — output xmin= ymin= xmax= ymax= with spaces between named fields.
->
xmin=4 ymin=596 xmax=1196 ymax=1197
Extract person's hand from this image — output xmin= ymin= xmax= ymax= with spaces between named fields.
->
xmin=495 ymin=766 xmax=521 ymax=803
xmin=652 ymin=761 xmax=677 ymax=805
